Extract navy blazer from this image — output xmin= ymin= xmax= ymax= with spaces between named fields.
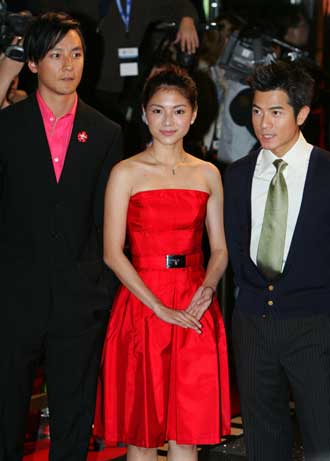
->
xmin=0 ymin=94 xmax=122 ymax=334
xmin=224 ymin=146 xmax=330 ymax=317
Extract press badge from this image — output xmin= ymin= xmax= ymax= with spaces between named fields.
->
xmin=118 ymin=47 xmax=139 ymax=76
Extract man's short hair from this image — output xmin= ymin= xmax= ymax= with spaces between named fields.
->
xmin=248 ymin=61 xmax=314 ymax=117
xmin=24 ymin=12 xmax=85 ymax=64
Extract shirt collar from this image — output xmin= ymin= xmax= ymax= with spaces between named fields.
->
xmin=256 ymin=132 xmax=313 ymax=176
xmin=36 ymin=90 xmax=78 ymax=122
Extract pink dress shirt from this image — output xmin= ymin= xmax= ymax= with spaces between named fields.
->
xmin=37 ymin=91 xmax=78 ymax=182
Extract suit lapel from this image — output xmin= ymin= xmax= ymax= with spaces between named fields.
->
xmin=245 ymin=150 xmax=259 ymax=248
xmin=56 ymin=99 xmax=89 ymax=190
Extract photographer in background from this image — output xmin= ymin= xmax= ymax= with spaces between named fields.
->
xmin=93 ymin=0 xmax=199 ymax=127
xmin=193 ymin=13 xmax=257 ymax=167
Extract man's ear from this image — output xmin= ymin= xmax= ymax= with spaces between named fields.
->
xmin=297 ymin=105 xmax=310 ymax=126
xmin=27 ymin=61 xmax=38 ymax=74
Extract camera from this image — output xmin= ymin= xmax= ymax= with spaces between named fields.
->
xmin=0 ymin=0 xmax=33 ymax=62
xmin=219 ymin=26 xmax=308 ymax=82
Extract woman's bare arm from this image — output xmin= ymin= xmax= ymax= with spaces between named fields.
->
xmin=186 ymin=163 xmax=228 ymax=320
xmin=103 ymin=160 xmax=202 ymax=332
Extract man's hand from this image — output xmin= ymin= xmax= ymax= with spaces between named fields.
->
xmin=174 ymin=16 xmax=199 ymax=54
xmin=0 ymin=53 xmax=25 ymax=79
xmin=0 ymin=53 xmax=25 ymax=108
xmin=0 ymin=36 xmax=25 ymax=108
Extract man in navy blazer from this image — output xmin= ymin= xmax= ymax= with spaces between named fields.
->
xmin=0 ymin=12 xmax=122 ymax=461
xmin=225 ymin=61 xmax=330 ymax=461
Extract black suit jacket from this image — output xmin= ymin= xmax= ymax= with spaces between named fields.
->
xmin=0 ymin=94 xmax=122 ymax=335
xmin=224 ymin=146 xmax=330 ymax=318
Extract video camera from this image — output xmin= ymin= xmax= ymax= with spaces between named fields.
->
xmin=219 ymin=26 xmax=308 ymax=82
xmin=0 ymin=0 xmax=33 ymax=62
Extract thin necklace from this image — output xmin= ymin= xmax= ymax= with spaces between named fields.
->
xmin=151 ymin=151 xmax=187 ymax=175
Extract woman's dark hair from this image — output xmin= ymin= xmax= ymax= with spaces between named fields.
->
xmin=24 ymin=12 xmax=85 ymax=63
xmin=248 ymin=61 xmax=314 ymax=117
xmin=142 ymin=64 xmax=198 ymax=110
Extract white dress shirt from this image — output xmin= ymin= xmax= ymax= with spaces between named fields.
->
xmin=250 ymin=132 xmax=313 ymax=269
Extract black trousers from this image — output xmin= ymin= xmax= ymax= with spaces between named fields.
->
xmin=232 ymin=308 xmax=330 ymax=461
xmin=0 ymin=315 xmax=107 ymax=461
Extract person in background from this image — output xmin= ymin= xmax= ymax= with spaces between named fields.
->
xmin=192 ymin=12 xmax=256 ymax=167
xmin=94 ymin=64 xmax=231 ymax=460
xmin=93 ymin=0 xmax=199 ymax=124
xmin=225 ymin=60 xmax=330 ymax=461
xmin=275 ymin=4 xmax=310 ymax=50
xmin=0 ymin=12 xmax=122 ymax=461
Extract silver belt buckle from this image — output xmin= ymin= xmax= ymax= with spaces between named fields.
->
xmin=166 ymin=254 xmax=186 ymax=269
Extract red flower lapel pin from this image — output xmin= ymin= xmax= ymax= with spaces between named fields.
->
xmin=77 ymin=131 xmax=88 ymax=143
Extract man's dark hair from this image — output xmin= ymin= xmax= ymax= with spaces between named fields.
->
xmin=248 ymin=61 xmax=314 ymax=117
xmin=24 ymin=12 xmax=85 ymax=63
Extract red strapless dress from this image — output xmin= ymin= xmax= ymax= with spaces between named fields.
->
xmin=94 ymin=189 xmax=231 ymax=448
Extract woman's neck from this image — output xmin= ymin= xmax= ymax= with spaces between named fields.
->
xmin=149 ymin=140 xmax=186 ymax=166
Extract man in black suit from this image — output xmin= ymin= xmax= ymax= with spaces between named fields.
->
xmin=225 ymin=61 xmax=330 ymax=461
xmin=0 ymin=12 xmax=122 ymax=461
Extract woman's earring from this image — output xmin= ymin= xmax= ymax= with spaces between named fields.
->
xmin=142 ymin=112 xmax=148 ymax=125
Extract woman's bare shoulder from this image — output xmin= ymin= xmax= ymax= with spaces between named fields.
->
xmin=108 ymin=151 xmax=151 ymax=198
xmin=112 ymin=151 xmax=149 ymax=174
xmin=187 ymin=154 xmax=221 ymax=179
xmin=117 ymin=150 xmax=151 ymax=171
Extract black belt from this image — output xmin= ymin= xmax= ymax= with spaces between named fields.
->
xmin=132 ymin=252 xmax=204 ymax=269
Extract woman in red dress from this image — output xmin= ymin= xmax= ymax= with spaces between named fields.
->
xmin=94 ymin=64 xmax=230 ymax=460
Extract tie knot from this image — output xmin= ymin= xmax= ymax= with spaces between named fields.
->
xmin=273 ymin=159 xmax=287 ymax=173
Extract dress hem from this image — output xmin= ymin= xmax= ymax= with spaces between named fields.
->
xmin=98 ymin=434 xmax=226 ymax=449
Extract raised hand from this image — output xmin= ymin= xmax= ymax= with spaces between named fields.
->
xmin=174 ymin=17 xmax=199 ymax=54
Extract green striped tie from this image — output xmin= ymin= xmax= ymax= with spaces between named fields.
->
xmin=203 ymin=0 xmax=210 ymax=20
xmin=257 ymin=159 xmax=288 ymax=279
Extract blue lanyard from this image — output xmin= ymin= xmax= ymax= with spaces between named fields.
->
xmin=116 ymin=0 xmax=132 ymax=33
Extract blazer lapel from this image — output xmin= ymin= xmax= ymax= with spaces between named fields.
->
xmin=244 ymin=150 xmax=259 ymax=250
xmin=56 ymin=99 xmax=89 ymax=189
